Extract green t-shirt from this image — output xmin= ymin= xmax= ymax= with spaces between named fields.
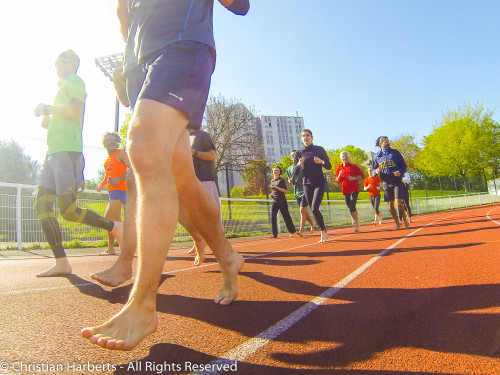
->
xmin=46 ymin=74 xmax=86 ymax=155
xmin=286 ymin=164 xmax=305 ymax=199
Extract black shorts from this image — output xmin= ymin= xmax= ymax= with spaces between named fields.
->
xmin=383 ymin=180 xmax=405 ymax=202
xmin=296 ymin=195 xmax=308 ymax=208
xmin=135 ymin=41 xmax=216 ymax=129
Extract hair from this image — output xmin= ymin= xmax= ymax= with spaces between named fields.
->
xmin=375 ymin=136 xmax=389 ymax=147
xmin=291 ymin=149 xmax=297 ymax=154
xmin=272 ymin=165 xmax=282 ymax=174
xmin=340 ymin=150 xmax=350 ymax=157
xmin=57 ymin=50 xmax=81 ymax=72
xmin=102 ymin=131 xmax=121 ymax=145
xmin=301 ymin=129 xmax=313 ymax=137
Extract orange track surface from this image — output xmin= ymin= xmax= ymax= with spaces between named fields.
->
xmin=0 ymin=204 xmax=499 ymax=375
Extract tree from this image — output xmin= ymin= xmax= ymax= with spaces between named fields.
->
xmin=241 ymin=159 xmax=269 ymax=195
xmin=416 ymin=102 xmax=494 ymax=191
xmin=204 ymin=95 xmax=265 ymax=181
xmin=390 ymin=134 xmax=420 ymax=173
xmin=0 ymin=140 xmax=40 ymax=184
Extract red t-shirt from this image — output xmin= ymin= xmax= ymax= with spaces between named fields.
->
xmin=336 ymin=162 xmax=365 ymax=194
xmin=364 ymin=175 xmax=382 ymax=197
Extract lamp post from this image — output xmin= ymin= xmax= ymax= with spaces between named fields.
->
xmin=95 ymin=53 xmax=124 ymax=132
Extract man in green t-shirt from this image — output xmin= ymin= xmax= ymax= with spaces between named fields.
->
xmin=286 ymin=150 xmax=315 ymax=236
xmin=34 ymin=50 xmax=123 ymax=277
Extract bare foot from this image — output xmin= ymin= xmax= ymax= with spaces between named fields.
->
xmin=214 ymin=251 xmax=244 ymax=305
xmin=193 ymin=240 xmax=207 ymax=266
xmin=100 ymin=248 xmax=116 ymax=256
xmin=91 ymin=261 xmax=133 ymax=287
xmin=81 ymin=298 xmax=158 ymax=351
xmin=110 ymin=221 xmax=124 ymax=249
xmin=36 ymin=258 xmax=72 ymax=277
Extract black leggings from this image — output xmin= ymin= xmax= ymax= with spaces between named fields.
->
xmin=271 ymin=200 xmax=296 ymax=237
xmin=370 ymin=195 xmax=381 ymax=214
xmin=344 ymin=191 xmax=359 ymax=213
xmin=303 ymin=183 xmax=326 ymax=231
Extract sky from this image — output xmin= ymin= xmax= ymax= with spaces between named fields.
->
xmin=1 ymin=0 xmax=499 ymax=177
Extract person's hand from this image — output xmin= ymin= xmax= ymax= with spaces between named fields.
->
xmin=40 ymin=115 xmax=50 ymax=129
xmin=313 ymin=156 xmax=324 ymax=165
xmin=348 ymin=176 xmax=357 ymax=181
xmin=34 ymin=103 xmax=48 ymax=117
xmin=376 ymin=168 xmax=381 ymax=174
xmin=112 ymin=66 xmax=124 ymax=81
xmin=96 ymin=186 xmax=102 ymax=193
xmin=338 ymin=170 xmax=344 ymax=177
xmin=297 ymin=157 xmax=305 ymax=167
xmin=108 ymin=177 xmax=119 ymax=186
xmin=288 ymin=177 xmax=293 ymax=184
xmin=377 ymin=186 xmax=380 ymax=190
xmin=393 ymin=171 xmax=401 ymax=177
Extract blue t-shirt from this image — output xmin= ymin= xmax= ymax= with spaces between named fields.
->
xmin=124 ymin=0 xmax=250 ymax=75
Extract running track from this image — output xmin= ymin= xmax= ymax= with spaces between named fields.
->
xmin=0 ymin=204 xmax=499 ymax=375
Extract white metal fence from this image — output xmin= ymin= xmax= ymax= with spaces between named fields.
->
xmin=1 ymin=181 xmax=498 ymax=250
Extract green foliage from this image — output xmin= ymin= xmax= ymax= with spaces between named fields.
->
xmin=0 ymin=140 xmax=40 ymax=184
xmin=241 ymin=159 xmax=270 ymax=195
xmin=416 ymin=102 xmax=497 ymax=190
xmin=119 ymin=113 xmax=132 ymax=149
xmin=390 ymin=134 xmax=421 ymax=173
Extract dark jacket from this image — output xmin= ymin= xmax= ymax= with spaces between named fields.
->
xmin=372 ymin=147 xmax=407 ymax=185
xmin=294 ymin=144 xmax=331 ymax=186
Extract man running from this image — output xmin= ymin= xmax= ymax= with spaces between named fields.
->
xmin=34 ymin=50 xmax=123 ymax=277
xmin=82 ymin=0 xmax=249 ymax=351
xmin=372 ymin=136 xmax=410 ymax=230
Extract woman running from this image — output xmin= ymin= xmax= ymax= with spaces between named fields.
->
xmin=294 ymin=129 xmax=332 ymax=243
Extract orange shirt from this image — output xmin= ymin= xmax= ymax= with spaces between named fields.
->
xmin=98 ymin=150 xmax=127 ymax=191
xmin=364 ymin=176 xmax=381 ymax=197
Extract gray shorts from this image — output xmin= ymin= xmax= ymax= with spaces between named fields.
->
xmin=38 ymin=152 xmax=85 ymax=195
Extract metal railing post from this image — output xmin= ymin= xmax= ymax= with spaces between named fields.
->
xmin=16 ymin=187 xmax=22 ymax=250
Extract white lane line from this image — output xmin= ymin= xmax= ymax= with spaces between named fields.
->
xmin=196 ymin=214 xmax=456 ymax=375
xmin=486 ymin=206 xmax=500 ymax=226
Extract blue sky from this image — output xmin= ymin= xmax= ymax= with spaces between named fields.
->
xmin=1 ymin=0 xmax=499 ymax=168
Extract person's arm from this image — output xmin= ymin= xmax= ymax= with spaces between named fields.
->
xmin=395 ymin=151 xmax=407 ymax=177
xmin=192 ymin=148 xmax=216 ymax=162
xmin=335 ymin=167 xmax=344 ymax=183
xmin=363 ymin=179 xmax=371 ymax=191
xmin=113 ymin=67 xmax=130 ymax=107
xmin=35 ymin=96 xmax=85 ymax=119
xmin=218 ymin=0 xmax=250 ymax=15
xmin=274 ymin=179 xmax=288 ymax=194
xmin=117 ymin=0 xmax=130 ymax=41
xmin=315 ymin=147 xmax=332 ymax=170
xmin=347 ymin=165 xmax=364 ymax=181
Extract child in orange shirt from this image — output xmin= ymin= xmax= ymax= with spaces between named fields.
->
xmin=364 ymin=166 xmax=382 ymax=225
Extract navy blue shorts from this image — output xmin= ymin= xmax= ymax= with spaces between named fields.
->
xmin=383 ymin=180 xmax=405 ymax=202
xmin=136 ymin=41 xmax=216 ymax=129
xmin=109 ymin=190 xmax=127 ymax=204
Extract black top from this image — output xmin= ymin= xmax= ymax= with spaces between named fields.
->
xmin=270 ymin=177 xmax=287 ymax=202
xmin=190 ymin=129 xmax=216 ymax=182
xmin=294 ymin=144 xmax=332 ymax=186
